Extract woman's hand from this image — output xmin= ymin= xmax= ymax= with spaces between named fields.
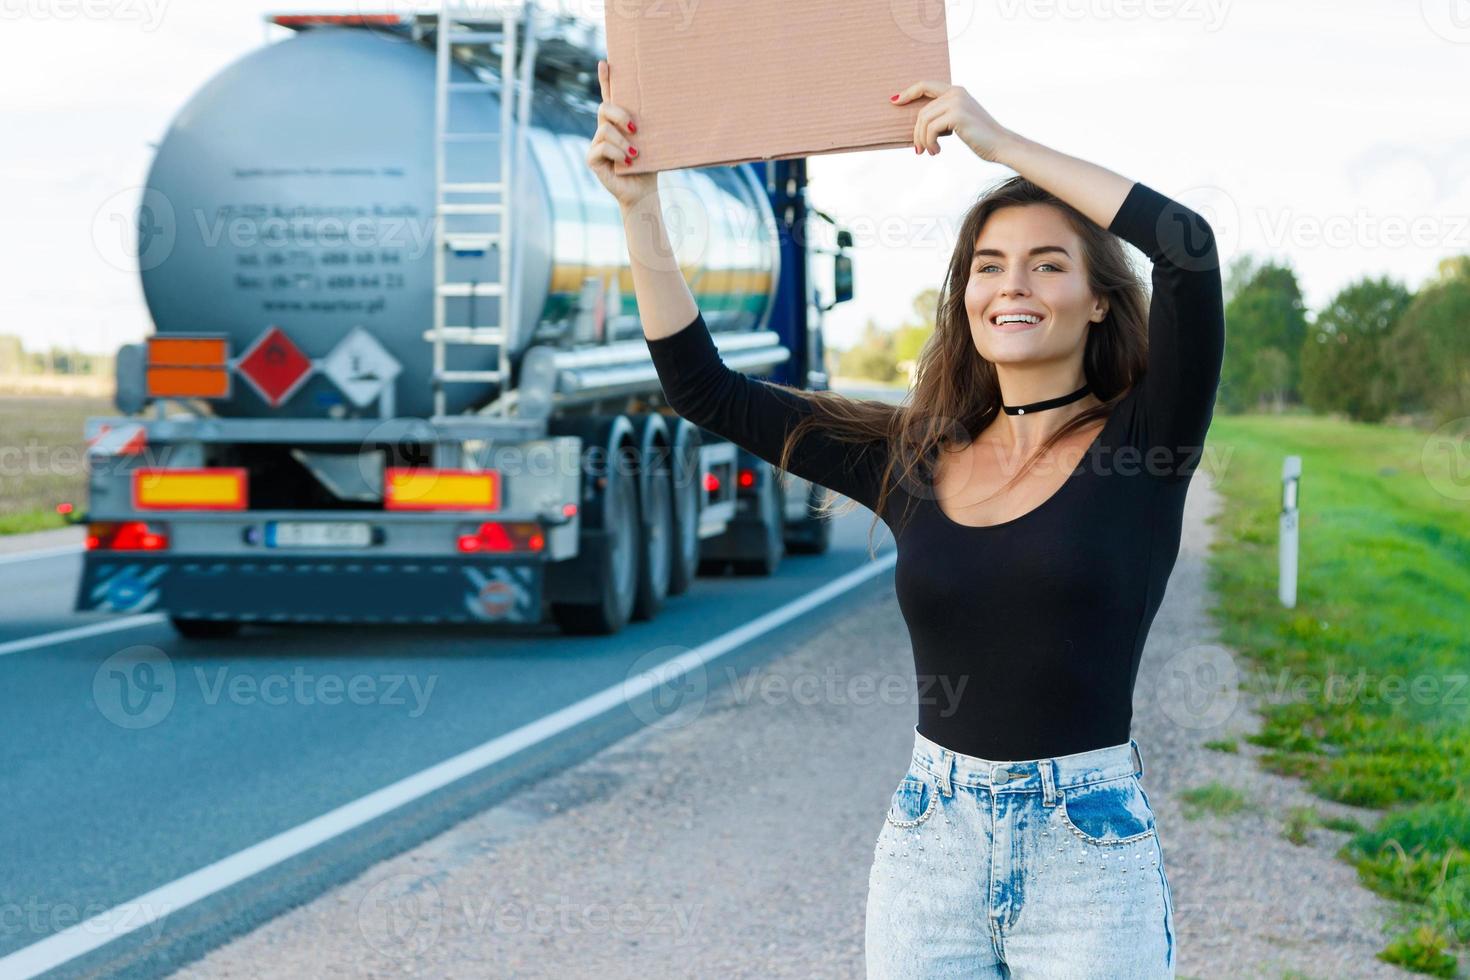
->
xmin=587 ymin=59 xmax=659 ymax=210
xmin=892 ymin=81 xmax=1016 ymax=164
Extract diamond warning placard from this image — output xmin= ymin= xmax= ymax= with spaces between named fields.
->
xmin=322 ymin=326 xmax=402 ymax=408
xmin=237 ymin=326 xmax=312 ymax=408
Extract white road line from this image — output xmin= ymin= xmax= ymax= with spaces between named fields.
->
xmin=0 ymin=551 xmax=897 ymax=978
xmin=0 ymin=544 xmax=84 ymax=566
xmin=0 ymin=614 xmax=168 ymax=658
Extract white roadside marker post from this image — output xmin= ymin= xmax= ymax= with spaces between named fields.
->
xmin=1280 ymin=455 xmax=1301 ymax=608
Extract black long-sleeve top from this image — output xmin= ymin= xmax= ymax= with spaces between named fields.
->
xmin=645 ymin=181 xmax=1226 ymax=761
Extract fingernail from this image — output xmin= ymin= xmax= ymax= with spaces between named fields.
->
xmin=629 ymin=147 xmax=638 ymax=156
xmin=624 ymin=154 xmax=631 ymax=165
xmin=890 ymin=94 xmax=899 ymax=102
xmin=628 ymin=121 xmax=637 ymax=133
xmin=914 ymin=146 xmax=920 ymax=154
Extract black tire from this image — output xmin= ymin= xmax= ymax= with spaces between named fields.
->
xmin=632 ymin=442 xmax=673 ymax=621
xmin=550 ymin=449 xmax=641 ymax=636
xmin=666 ymin=425 xmax=701 ymax=597
xmin=169 ymin=617 xmax=242 ymax=639
xmin=785 ymin=482 xmax=833 ymax=555
xmin=732 ymin=467 xmax=784 ymax=576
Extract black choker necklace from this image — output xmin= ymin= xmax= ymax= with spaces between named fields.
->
xmin=1001 ymin=382 xmax=1092 ymax=416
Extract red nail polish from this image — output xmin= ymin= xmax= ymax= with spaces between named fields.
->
xmin=624 ymin=155 xmax=631 ymax=165
xmin=628 ymin=121 xmax=637 ymax=133
xmin=890 ymin=94 xmax=899 ymax=102
xmin=629 ymin=147 xmax=638 ymax=156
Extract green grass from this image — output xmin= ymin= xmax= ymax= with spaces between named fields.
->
xmin=1207 ymin=412 xmax=1470 ymax=973
xmin=1177 ymin=781 xmax=1253 ymax=820
xmin=0 ymin=395 xmax=109 ymax=535
xmin=1203 ymin=737 xmax=1240 ymax=753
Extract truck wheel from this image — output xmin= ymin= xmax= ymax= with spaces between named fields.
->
xmin=732 ymin=468 xmax=784 ymax=576
xmin=784 ymin=483 xmax=833 ymax=555
xmin=632 ymin=444 xmax=673 ymax=621
xmin=169 ymin=617 xmax=242 ymax=639
xmin=550 ymin=454 xmax=640 ymax=636
xmin=666 ymin=423 xmax=701 ymax=597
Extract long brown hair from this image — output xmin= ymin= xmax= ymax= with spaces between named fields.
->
xmin=772 ymin=175 xmax=1153 ymax=556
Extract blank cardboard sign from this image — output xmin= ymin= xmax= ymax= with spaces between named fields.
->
xmin=604 ymin=0 xmax=952 ymax=174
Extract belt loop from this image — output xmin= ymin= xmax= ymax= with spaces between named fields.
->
xmin=1040 ymin=758 xmax=1057 ymax=807
xmin=935 ymin=748 xmax=954 ymax=797
xmin=1130 ymin=738 xmax=1144 ymax=779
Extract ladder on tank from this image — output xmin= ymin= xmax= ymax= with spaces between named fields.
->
xmin=427 ymin=0 xmax=542 ymax=419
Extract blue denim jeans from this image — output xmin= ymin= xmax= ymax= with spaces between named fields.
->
xmin=866 ymin=726 xmax=1175 ymax=978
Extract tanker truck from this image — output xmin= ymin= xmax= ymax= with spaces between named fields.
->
xmin=72 ymin=5 xmax=856 ymax=637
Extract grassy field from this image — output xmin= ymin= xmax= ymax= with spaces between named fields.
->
xmin=1207 ymin=411 xmax=1470 ymax=976
xmin=0 ymin=394 xmax=113 ymax=535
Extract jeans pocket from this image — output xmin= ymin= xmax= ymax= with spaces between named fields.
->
xmin=884 ymin=770 xmax=938 ymax=829
xmin=1058 ymin=774 xmax=1157 ymax=845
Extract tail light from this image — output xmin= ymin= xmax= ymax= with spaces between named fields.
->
xmin=737 ymin=468 xmax=757 ymax=489
xmin=704 ymin=472 xmax=721 ymax=494
xmin=458 ymin=522 xmax=544 ymax=553
xmin=87 ymin=521 xmax=169 ymax=551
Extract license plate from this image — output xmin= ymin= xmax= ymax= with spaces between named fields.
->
xmin=266 ymin=521 xmax=373 ymax=548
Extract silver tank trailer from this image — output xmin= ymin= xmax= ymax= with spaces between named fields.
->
xmin=139 ymin=25 xmax=780 ymax=419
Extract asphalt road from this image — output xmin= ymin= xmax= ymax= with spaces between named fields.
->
xmin=0 ymin=508 xmax=896 ymax=979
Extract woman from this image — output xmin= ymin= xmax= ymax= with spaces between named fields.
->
xmin=586 ymin=59 xmax=1223 ymax=979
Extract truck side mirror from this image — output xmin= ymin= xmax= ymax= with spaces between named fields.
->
xmin=833 ymin=253 xmax=853 ymax=305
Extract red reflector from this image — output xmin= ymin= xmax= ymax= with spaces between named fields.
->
xmin=87 ymin=521 xmax=169 ymax=551
xmin=737 ymin=468 xmax=756 ymax=489
xmin=457 ymin=522 xmax=544 ymax=553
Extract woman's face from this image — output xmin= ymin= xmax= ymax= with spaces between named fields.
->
xmin=964 ymin=203 xmax=1108 ymax=366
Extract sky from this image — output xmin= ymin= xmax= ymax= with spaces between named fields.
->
xmin=1 ymin=0 xmax=1467 ymax=357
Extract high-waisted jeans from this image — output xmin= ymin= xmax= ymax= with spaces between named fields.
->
xmin=865 ymin=725 xmax=1175 ymax=978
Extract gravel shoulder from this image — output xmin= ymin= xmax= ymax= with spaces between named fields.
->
xmin=174 ymin=473 xmax=1413 ymax=979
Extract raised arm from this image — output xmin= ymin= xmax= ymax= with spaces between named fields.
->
xmin=894 ymin=78 xmax=1224 ymax=475
xmin=1102 ymin=181 xmax=1226 ymax=469
xmin=643 ymin=305 xmax=889 ymax=516
xmin=586 ymin=58 xmax=887 ymax=513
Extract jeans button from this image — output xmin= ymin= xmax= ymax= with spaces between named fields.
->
xmin=993 ymin=770 xmax=1010 ymax=784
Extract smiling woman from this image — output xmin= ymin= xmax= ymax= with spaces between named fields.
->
xmin=591 ymin=71 xmax=1223 ymax=979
